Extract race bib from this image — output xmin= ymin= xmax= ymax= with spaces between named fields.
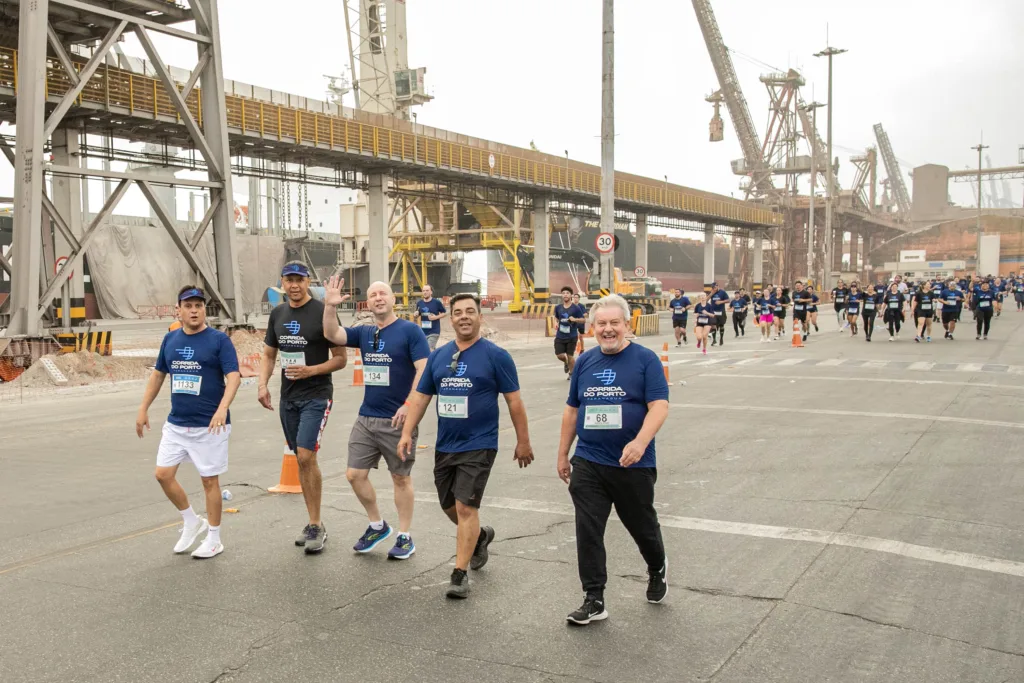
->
xmin=864 ymin=301 xmax=875 ymax=310
xmin=674 ymin=307 xmax=683 ymax=314
xmin=363 ymin=365 xmax=390 ymax=386
xmin=280 ymin=350 xmax=306 ymax=368
xmin=980 ymin=300 xmax=991 ymax=308
xmin=438 ymin=395 xmax=468 ymax=418
xmin=172 ymin=374 xmax=202 ymax=395
xmin=947 ymin=299 xmax=957 ymax=306
xmin=584 ymin=405 xmax=622 ymax=430
xmin=889 ymin=302 xmax=899 ymax=309
xmin=559 ymin=323 xmax=572 ymax=334
xmin=697 ymin=316 xmax=709 ymax=325
xmin=795 ymin=304 xmax=804 ymax=310
xmin=836 ymin=296 xmax=845 ymax=303
xmin=920 ymin=303 xmax=932 ymax=310
xmin=420 ymin=318 xmax=433 ymax=330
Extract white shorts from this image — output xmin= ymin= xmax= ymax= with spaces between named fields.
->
xmin=156 ymin=422 xmax=230 ymax=477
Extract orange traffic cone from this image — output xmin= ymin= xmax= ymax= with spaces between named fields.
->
xmin=791 ymin=319 xmax=804 ymax=348
xmin=351 ymin=350 xmax=364 ymax=386
xmin=661 ymin=342 xmax=671 ymax=385
xmin=268 ymin=444 xmax=303 ymax=494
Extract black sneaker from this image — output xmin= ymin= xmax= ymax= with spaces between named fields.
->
xmin=470 ymin=526 xmax=495 ymax=570
xmin=566 ymin=597 xmax=608 ymax=625
xmin=711 ymin=338 xmax=717 ymax=347
xmin=646 ymin=560 xmax=668 ymax=604
xmin=295 ymin=524 xmax=312 ymax=547
xmin=304 ymin=523 xmax=327 ymax=554
xmin=446 ymin=568 xmax=470 ymax=599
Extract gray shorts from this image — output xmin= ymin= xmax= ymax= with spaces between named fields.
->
xmin=347 ymin=415 xmax=417 ymax=476
xmin=426 ymin=334 xmax=440 ymax=351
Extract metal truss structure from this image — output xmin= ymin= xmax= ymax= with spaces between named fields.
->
xmin=4 ymin=0 xmax=240 ymax=336
xmin=343 ymin=0 xmax=395 ymax=114
xmin=873 ymin=123 xmax=911 ymax=219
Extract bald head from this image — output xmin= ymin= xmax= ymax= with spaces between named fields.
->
xmin=366 ymin=280 xmax=395 ymax=317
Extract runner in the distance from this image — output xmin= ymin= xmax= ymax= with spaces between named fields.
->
xmin=845 ymin=283 xmax=862 ymax=336
xmin=668 ymin=288 xmax=691 ymax=347
xmin=939 ymin=281 xmax=964 ymax=340
xmin=399 ymin=293 xmax=534 ymax=599
xmin=322 ymin=277 xmax=430 ymax=560
xmin=832 ymin=280 xmax=849 ymax=331
xmin=415 ymin=284 xmax=447 ymax=351
xmin=861 ymin=281 xmax=881 ymax=342
xmin=258 ymin=261 xmax=348 ymax=554
xmin=772 ymin=286 xmax=790 ymax=340
xmin=883 ymin=281 xmax=906 ymax=341
xmin=136 ymin=286 xmax=240 ymax=559
xmin=911 ymin=280 xmax=936 ymax=343
xmin=974 ymin=279 xmax=996 ymax=340
xmin=554 ymin=286 xmax=587 ymax=379
xmin=791 ymin=281 xmax=812 ymax=341
xmin=692 ymin=293 xmax=714 ymax=355
xmin=709 ymin=283 xmax=730 ymax=347
xmin=730 ymin=289 xmax=748 ymax=338
xmin=808 ymin=288 xmax=820 ymax=332
xmin=572 ymin=293 xmax=586 ymax=348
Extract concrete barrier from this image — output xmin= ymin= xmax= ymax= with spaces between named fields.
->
xmin=631 ymin=312 xmax=660 ymax=336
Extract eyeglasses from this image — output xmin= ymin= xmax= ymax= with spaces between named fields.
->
xmin=449 ymin=349 xmax=461 ymax=375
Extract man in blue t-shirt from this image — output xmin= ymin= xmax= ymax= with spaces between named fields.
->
xmin=556 ymin=294 xmax=670 ymax=626
xmin=553 ymin=286 xmax=587 ymax=379
xmin=708 ymin=282 xmax=730 ymax=347
xmin=324 ymin=278 xmax=430 ymax=560
xmin=415 ymin=284 xmax=447 ymax=351
xmin=572 ymin=293 xmax=587 ymax=348
xmin=939 ymin=284 xmax=964 ymax=339
xmin=136 ymin=286 xmax=241 ymax=559
xmin=400 ymin=293 xmax=534 ymax=599
xmin=669 ymin=288 xmax=691 ymax=347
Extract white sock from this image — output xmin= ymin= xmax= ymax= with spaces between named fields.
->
xmin=398 ymin=531 xmax=411 ymax=538
xmin=180 ymin=506 xmax=199 ymax=525
xmin=208 ymin=526 xmax=221 ymax=545
xmin=370 ymin=520 xmax=385 ymax=530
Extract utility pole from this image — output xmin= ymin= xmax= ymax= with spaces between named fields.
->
xmin=814 ymin=44 xmax=846 ymax=290
xmin=802 ymin=101 xmax=824 ymax=284
xmin=599 ymin=0 xmax=615 ymax=290
xmin=973 ymin=138 xmax=988 ymax=274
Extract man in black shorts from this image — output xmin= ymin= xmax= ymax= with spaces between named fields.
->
xmin=792 ymin=281 xmax=813 ymax=341
xmin=400 ymin=294 xmax=535 ymax=599
xmin=668 ymin=288 xmax=691 ymax=346
xmin=259 ymin=262 xmax=348 ymax=553
xmin=553 ymin=287 xmax=586 ymax=379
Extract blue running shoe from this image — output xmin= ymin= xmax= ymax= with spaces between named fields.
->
xmin=387 ymin=533 xmax=415 ymax=560
xmin=353 ymin=522 xmax=393 ymax=553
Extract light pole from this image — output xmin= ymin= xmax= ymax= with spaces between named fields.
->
xmin=814 ymin=44 xmax=846 ymax=290
xmin=972 ymin=139 xmax=989 ymax=274
xmin=801 ymin=101 xmax=824 ymax=284
xmin=599 ymin=0 xmax=615 ymax=290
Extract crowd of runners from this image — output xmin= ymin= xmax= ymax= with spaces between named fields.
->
xmin=135 ymin=262 xmax=669 ymax=626
xmin=665 ymin=272 xmax=1016 ymax=349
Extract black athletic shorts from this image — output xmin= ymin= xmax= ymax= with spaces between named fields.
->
xmin=672 ymin=317 xmax=687 ymax=329
xmin=714 ymin=313 xmax=726 ymax=327
xmin=775 ymin=309 xmax=787 ymax=320
xmin=941 ymin=311 xmax=957 ymax=325
xmin=793 ymin=309 xmax=807 ymax=320
xmin=434 ymin=449 xmax=498 ymax=509
xmin=554 ymin=338 xmax=577 ymax=356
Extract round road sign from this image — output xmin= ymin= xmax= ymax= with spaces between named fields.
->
xmin=595 ymin=232 xmax=614 ymax=254
xmin=488 ymin=153 xmax=496 ymax=170
xmin=634 ymin=266 xmax=646 ymax=278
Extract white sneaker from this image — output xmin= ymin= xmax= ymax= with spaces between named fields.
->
xmin=191 ymin=536 xmax=224 ymax=559
xmin=174 ymin=517 xmax=208 ymax=553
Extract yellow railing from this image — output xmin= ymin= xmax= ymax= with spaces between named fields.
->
xmin=0 ymin=46 xmax=781 ymax=227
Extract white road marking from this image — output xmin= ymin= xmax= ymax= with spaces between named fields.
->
xmin=703 ymin=373 xmax=1024 ymax=391
xmin=775 ymin=358 xmax=804 ymax=366
xmin=694 ymin=358 xmax=728 ymax=366
xmin=818 ymin=358 xmax=845 ymax=367
xmin=671 ymin=403 xmax=1024 ymax=429
xmin=324 ymin=490 xmax=1024 ymax=580
xmin=733 ymin=357 xmax=764 ymax=366
xmin=958 ymin=363 xmax=984 ymax=373
xmin=860 ymin=360 xmax=890 ymax=369
xmin=908 ymin=362 xmax=935 ymax=371
xmin=517 ymin=363 xmax=561 ymax=371
xmin=670 ymin=359 xmax=694 ymax=366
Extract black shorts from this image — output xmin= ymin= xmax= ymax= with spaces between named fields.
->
xmin=434 ymin=449 xmax=497 ymax=509
xmin=714 ymin=313 xmax=726 ymax=327
xmin=554 ymin=338 xmax=577 ymax=356
xmin=775 ymin=310 xmax=787 ymax=320
xmin=862 ymin=308 xmax=876 ymax=318
xmin=793 ymin=309 xmax=807 ymax=320
xmin=941 ymin=311 xmax=958 ymax=324
xmin=672 ymin=317 xmax=687 ymax=328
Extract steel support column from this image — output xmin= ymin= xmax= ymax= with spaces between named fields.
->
xmin=849 ymin=231 xmax=859 ymax=276
xmin=50 ymin=128 xmax=86 ymax=327
xmin=635 ymin=213 xmax=648 ymax=273
xmin=7 ymin=0 xmax=49 ymax=336
xmin=703 ymin=222 xmax=715 ymax=292
xmin=532 ymin=195 xmax=550 ymax=302
xmin=752 ymin=230 xmax=764 ymax=296
xmin=367 ymin=173 xmax=388 ymax=285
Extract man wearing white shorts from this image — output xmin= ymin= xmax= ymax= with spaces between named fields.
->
xmin=136 ymin=286 xmax=241 ymax=559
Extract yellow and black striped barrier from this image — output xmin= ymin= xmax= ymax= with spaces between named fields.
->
xmin=521 ymin=303 xmax=555 ymax=319
xmin=630 ymin=312 xmax=660 ymax=337
xmin=55 ymin=331 xmax=113 ymax=356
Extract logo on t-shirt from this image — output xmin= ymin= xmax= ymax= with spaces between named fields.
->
xmin=594 ymin=369 xmax=617 ymax=386
xmin=375 ymin=339 xmax=386 ymax=352
xmin=455 ymin=362 xmax=468 ymax=377
xmin=284 ymin=320 xmax=301 ymax=335
xmin=177 ymin=347 xmax=195 ymax=360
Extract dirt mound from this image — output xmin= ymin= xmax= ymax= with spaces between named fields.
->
xmin=16 ymin=351 xmax=152 ymax=388
xmin=230 ymin=329 xmax=265 ymax=359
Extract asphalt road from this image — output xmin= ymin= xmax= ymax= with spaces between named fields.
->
xmin=3 ymin=309 xmax=1024 ymax=682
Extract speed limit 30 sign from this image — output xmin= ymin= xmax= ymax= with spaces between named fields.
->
xmin=595 ymin=232 xmax=614 ymax=254
xmin=634 ymin=266 xmax=646 ymax=277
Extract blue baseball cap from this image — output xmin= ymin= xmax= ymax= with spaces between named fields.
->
xmin=281 ymin=263 xmax=311 ymax=278
xmin=178 ymin=287 xmax=206 ymax=302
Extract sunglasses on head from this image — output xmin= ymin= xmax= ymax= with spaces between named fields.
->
xmin=449 ymin=349 xmax=461 ymax=375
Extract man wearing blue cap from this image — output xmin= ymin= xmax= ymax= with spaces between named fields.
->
xmin=259 ymin=261 xmax=348 ymax=553
xmin=136 ymin=286 xmax=241 ymax=559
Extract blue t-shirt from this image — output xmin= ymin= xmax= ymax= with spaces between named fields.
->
xmin=417 ymin=338 xmax=520 ymax=453
xmin=568 ymin=343 xmax=669 ymax=469
xmin=694 ymin=303 xmax=713 ymax=325
xmin=669 ymin=297 xmax=691 ymax=320
xmin=975 ymin=289 xmax=996 ymax=310
xmin=710 ymin=290 xmax=729 ymax=314
xmin=155 ymin=327 xmax=239 ymax=428
xmin=846 ymin=293 xmax=861 ymax=314
xmin=416 ymin=298 xmax=446 ymax=336
xmin=344 ymin=319 xmax=430 ymax=418
xmin=730 ymin=298 xmax=746 ymax=312
xmin=554 ymin=303 xmax=586 ymax=340
xmin=810 ymin=293 xmax=820 ymax=309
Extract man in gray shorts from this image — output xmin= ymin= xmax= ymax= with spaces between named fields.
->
xmin=323 ymin=276 xmax=430 ymax=559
